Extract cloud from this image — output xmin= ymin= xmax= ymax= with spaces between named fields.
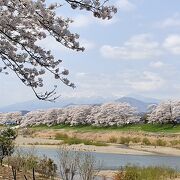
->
xmin=150 ymin=61 xmax=165 ymax=68
xmin=116 ymin=0 xmax=136 ymax=12
xmin=80 ymin=39 xmax=96 ymax=50
xmin=163 ymin=34 xmax=180 ymax=55
xmin=158 ymin=14 xmax=180 ymax=28
xmin=126 ymin=71 xmax=165 ymax=92
xmin=100 ymin=34 xmax=161 ymax=60
xmin=71 ymin=14 xmax=118 ymax=28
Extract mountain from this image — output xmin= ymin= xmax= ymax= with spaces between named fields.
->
xmin=0 ymin=95 xmax=159 ymax=113
xmin=126 ymin=93 xmax=160 ymax=103
xmin=0 ymin=97 xmax=113 ymax=112
xmin=115 ymin=96 xmax=157 ymax=112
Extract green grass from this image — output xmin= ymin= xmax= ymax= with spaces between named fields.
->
xmin=30 ymin=123 xmax=180 ymax=133
xmin=114 ymin=166 xmax=178 ymax=180
xmin=54 ymin=132 xmax=108 ymax=146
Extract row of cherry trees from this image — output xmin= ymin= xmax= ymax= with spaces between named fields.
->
xmin=147 ymin=100 xmax=180 ymax=124
xmin=0 ymin=100 xmax=180 ymax=127
xmin=20 ymin=102 xmax=140 ymax=127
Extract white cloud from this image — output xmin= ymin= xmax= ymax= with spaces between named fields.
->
xmin=80 ymin=39 xmax=95 ymax=50
xmin=100 ymin=34 xmax=161 ymax=60
xmin=163 ymin=34 xmax=180 ymax=55
xmin=150 ymin=61 xmax=165 ymax=68
xmin=71 ymin=14 xmax=118 ymax=28
xmin=116 ymin=0 xmax=136 ymax=12
xmin=158 ymin=14 xmax=180 ymax=28
xmin=71 ymin=15 xmax=91 ymax=28
xmin=126 ymin=71 xmax=165 ymax=92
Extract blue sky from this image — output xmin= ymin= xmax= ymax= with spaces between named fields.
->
xmin=1 ymin=0 xmax=180 ymax=107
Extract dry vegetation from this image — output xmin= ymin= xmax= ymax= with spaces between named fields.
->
xmin=27 ymin=128 xmax=180 ymax=148
xmin=0 ymin=166 xmax=53 ymax=180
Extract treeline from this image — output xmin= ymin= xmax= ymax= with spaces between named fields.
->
xmin=0 ymin=100 xmax=180 ymax=127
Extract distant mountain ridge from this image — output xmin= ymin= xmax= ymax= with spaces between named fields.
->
xmin=0 ymin=95 xmax=159 ymax=113
xmin=115 ymin=96 xmax=157 ymax=112
xmin=0 ymin=97 xmax=112 ymax=112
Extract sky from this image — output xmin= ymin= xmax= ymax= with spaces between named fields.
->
xmin=1 ymin=0 xmax=180 ymax=107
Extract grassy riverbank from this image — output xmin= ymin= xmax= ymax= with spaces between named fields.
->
xmin=30 ymin=123 xmax=180 ymax=133
xmin=23 ymin=124 xmax=180 ymax=150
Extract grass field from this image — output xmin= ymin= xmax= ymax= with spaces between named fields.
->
xmin=30 ymin=123 xmax=180 ymax=133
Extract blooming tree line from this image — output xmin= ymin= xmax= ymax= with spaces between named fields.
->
xmin=0 ymin=102 xmax=140 ymax=127
xmin=0 ymin=100 xmax=180 ymax=127
xmin=148 ymin=100 xmax=180 ymax=124
xmin=0 ymin=0 xmax=117 ymax=101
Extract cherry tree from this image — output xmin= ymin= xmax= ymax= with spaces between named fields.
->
xmin=148 ymin=100 xmax=180 ymax=124
xmin=0 ymin=112 xmax=22 ymax=124
xmin=0 ymin=0 xmax=117 ymax=101
xmin=89 ymin=103 xmax=140 ymax=126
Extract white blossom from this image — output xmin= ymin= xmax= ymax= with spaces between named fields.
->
xmin=0 ymin=0 xmax=116 ymax=101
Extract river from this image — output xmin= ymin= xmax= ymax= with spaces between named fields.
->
xmin=21 ymin=147 xmax=180 ymax=171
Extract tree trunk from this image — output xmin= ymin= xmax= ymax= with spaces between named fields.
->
xmin=0 ymin=158 xmax=3 ymax=166
xmin=24 ymin=175 xmax=28 ymax=180
xmin=12 ymin=166 xmax=16 ymax=180
xmin=32 ymin=167 xmax=36 ymax=180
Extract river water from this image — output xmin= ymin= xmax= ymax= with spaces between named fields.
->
xmin=21 ymin=147 xmax=180 ymax=171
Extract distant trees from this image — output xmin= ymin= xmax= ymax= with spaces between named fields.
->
xmin=20 ymin=103 xmax=140 ymax=127
xmin=147 ymin=100 xmax=180 ymax=124
xmin=0 ymin=112 xmax=22 ymax=125
xmin=1 ymin=101 xmax=180 ymax=127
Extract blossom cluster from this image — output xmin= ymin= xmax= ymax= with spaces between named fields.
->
xmin=147 ymin=100 xmax=180 ymax=124
xmin=0 ymin=102 xmax=140 ymax=127
xmin=0 ymin=0 xmax=116 ymax=101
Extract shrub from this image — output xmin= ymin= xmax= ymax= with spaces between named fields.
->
xmin=142 ymin=138 xmax=151 ymax=145
xmin=109 ymin=136 xmax=118 ymax=143
xmin=170 ymin=140 xmax=179 ymax=146
xmin=119 ymin=137 xmax=131 ymax=145
xmin=20 ymin=128 xmax=34 ymax=137
xmin=156 ymin=139 xmax=167 ymax=146
xmin=55 ymin=133 xmax=69 ymax=140
xmin=113 ymin=166 xmax=178 ymax=180
xmin=131 ymin=137 xmax=141 ymax=143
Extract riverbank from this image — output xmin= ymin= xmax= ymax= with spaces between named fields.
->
xmin=15 ymin=136 xmax=180 ymax=156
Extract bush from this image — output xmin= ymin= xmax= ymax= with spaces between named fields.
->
xmin=170 ymin=140 xmax=179 ymax=146
xmin=142 ymin=138 xmax=151 ymax=145
xmin=119 ymin=137 xmax=131 ymax=145
xmin=156 ymin=139 xmax=167 ymax=146
xmin=109 ymin=136 xmax=118 ymax=143
xmin=55 ymin=133 xmax=69 ymax=140
xmin=20 ymin=128 xmax=34 ymax=137
xmin=113 ymin=166 xmax=178 ymax=180
xmin=131 ymin=137 xmax=141 ymax=143
xmin=37 ymin=155 xmax=57 ymax=178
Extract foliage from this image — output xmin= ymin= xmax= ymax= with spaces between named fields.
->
xmin=55 ymin=133 xmax=107 ymax=146
xmin=0 ymin=128 xmax=17 ymax=165
xmin=108 ymin=136 xmax=118 ymax=143
xmin=31 ymin=123 xmax=180 ymax=133
xmin=119 ymin=137 xmax=131 ymax=145
xmin=142 ymin=138 xmax=151 ymax=145
xmin=155 ymin=139 xmax=167 ymax=146
xmin=113 ymin=166 xmax=178 ymax=180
